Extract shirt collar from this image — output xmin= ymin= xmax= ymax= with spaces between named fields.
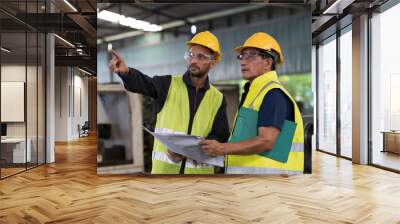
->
xmin=243 ymin=81 xmax=251 ymax=93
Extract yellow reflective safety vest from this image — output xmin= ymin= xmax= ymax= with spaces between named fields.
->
xmin=226 ymin=71 xmax=304 ymax=174
xmin=151 ymin=75 xmax=223 ymax=174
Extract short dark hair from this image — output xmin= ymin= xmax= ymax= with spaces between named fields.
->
xmin=259 ymin=49 xmax=277 ymax=70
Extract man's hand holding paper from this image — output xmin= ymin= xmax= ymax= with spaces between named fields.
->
xmin=144 ymin=127 xmax=224 ymax=167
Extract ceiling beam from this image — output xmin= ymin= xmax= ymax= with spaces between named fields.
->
xmin=322 ymin=0 xmax=356 ymax=14
xmin=143 ymin=4 xmax=180 ymax=18
xmin=67 ymin=14 xmax=97 ymax=41
xmin=86 ymin=0 xmax=96 ymax=11
xmin=55 ymin=0 xmax=97 ymax=47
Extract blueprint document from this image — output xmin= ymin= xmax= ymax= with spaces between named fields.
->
xmin=143 ymin=127 xmax=224 ymax=167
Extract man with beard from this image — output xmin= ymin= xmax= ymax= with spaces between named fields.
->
xmin=109 ymin=31 xmax=230 ymax=174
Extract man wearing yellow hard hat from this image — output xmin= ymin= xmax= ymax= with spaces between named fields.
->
xmin=109 ymin=31 xmax=230 ymax=174
xmin=200 ymin=32 xmax=304 ymax=174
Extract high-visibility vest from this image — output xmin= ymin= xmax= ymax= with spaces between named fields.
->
xmin=226 ymin=71 xmax=304 ymax=174
xmin=151 ymin=75 xmax=223 ymax=174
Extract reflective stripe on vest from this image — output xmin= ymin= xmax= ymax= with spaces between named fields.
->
xmin=291 ymin=142 xmax=304 ymax=152
xmin=152 ymin=149 xmax=213 ymax=169
xmin=227 ymin=71 xmax=304 ymax=174
xmin=152 ymin=150 xmax=182 ymax=166
xmin=227 ymin=166 xmax=303 ymax=175
xmin=151 ymin=75 xmax=223 ymax=174
xmin=152 ymin=150 xmax=214 ymax=174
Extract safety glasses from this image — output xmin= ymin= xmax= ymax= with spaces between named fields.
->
xmin=236 ymin=51 xmax=273 ymax=61
xmin=236 ymin=52 xmax=263 ymax=61
xmin=184 ymin=51 xmax=214 ymax=61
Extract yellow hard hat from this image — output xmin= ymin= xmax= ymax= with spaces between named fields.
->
xmin=186 ymin=31 xmax=221 ymax=62
xmin=235 ymin=32 xmax=284 ymax=64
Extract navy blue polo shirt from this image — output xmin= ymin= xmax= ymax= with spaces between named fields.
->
xmin=239 ymin=82 xmax=294 ymax=130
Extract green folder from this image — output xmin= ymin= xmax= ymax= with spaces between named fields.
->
xmin=259 ymin=120 xmax=296 ymax=163
xmin=230 ymin=107 xmax=297 ymax=163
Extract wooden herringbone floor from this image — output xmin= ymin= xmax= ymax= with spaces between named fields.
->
xmin=1 ymin=136 xmax=400 ymax=224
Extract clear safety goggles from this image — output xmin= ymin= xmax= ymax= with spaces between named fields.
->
xmin=184 ymin=51 xmax=214 ymax=61
xmin=236 ymin=51 xmax=274 ymax=61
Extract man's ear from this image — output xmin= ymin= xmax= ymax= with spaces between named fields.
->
xmin=209 ymin=60 xmax=216 ymax=69
xmin=264 ymin=58 xmax=273 ymax=71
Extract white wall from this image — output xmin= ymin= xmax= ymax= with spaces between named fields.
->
xmin=54 ymin=67 xmax=89 ymax=141
xmin=1 ymin=64 xmax=46 ymax=164
xmin=55 ymin=67 xmax=68 ymax=141
xmin=1 ymin=65 xmax=26 ymax=82
xmin=1 ymin=65 xmax=33 ymax=138
xmin=70 ymin=73 xmax=89 ymax=139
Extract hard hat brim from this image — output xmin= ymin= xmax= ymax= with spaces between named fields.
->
xmin=234 ymin=46 xmax=244 ymax=54
xmin=234 ymin=45 xmax=283 ymax=64
xmin=234 ymin=45 xmax=261 ymax=54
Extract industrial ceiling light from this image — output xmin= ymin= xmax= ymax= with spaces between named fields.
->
xmin=76 ymin=49 xmax=83 ymax=55
xmin=54 ymin=34 xmax=75 ymax=48
xmin=143 ymin=24 xmax=162 ymax=32
xmin=1 ymin=47 xmax=11 ymax=53
xmin=107 ymin=43 xmax=113 ymax=52
xmin=119 ymin=17 xmax=138 ymax=27
xmin=63 ymin=0 xmax=78 ymax=12
xmin=98 ymin=10 xmax=123 ymax=23
xmin=98 ymin=9 xmax=162 ymax=32
xmin=191 ymin=25 xmax=197 ymax=34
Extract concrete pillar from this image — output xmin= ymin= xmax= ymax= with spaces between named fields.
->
xmin=352 ymin=14 xmax=369 ymax=164
xmin=46 ymin=1 xmax=55 ymax=163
